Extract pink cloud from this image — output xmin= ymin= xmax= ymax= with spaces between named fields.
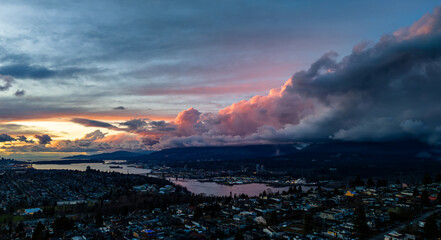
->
xmin=9 ymin=6 xmax=441 ymax=153
xmin=215 ymin=80 xmax=314 ymax=136
xmin=171 ymin=107 xmax=202 ymax=136
xmin=144 ymin=6 xmax=441 ymax=148
xmin=394 ymin=6 xmax=441 ymax=39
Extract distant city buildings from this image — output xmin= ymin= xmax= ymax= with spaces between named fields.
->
xmin=256 ymin=164 xmax=265 ymax=172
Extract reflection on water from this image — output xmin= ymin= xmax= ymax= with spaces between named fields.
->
xmin=32 ymin=163 xmax=152 ymax=175
xmin=170 ymin=178 xmax=316 ymax=197
xmin=32 ymin=163 xmax=313 ymax=197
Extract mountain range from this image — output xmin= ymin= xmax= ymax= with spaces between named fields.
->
xmin=62 ymin=141 xmax=436 ymax=163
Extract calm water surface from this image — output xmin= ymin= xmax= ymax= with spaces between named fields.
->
xmin=169 ymin=179 xmax=316 ymax=197
xmin=32 ymin=162 xmax=152 ymax=175
xmin=32 ymin=163 xmax=312 ymax=197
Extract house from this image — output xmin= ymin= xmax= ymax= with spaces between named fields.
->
xmin=384 ymin=231 xmax=407 ymax=240
xmin=345 ymin=191 xmax=356 ymax=197
xmin=22 ymin=208 xmax=42 ymax=215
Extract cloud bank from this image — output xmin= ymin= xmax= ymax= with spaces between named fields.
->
xmin=34 ymin=134 xmax=52 ymax=145
xmin=5 ymin=5 xmax=441 ymax=156
xmin=123 ymin=6 xmax=441 ymax=149
xmin=0 ymin=75 xmax=14 ymax=91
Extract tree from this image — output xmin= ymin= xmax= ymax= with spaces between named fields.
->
xmin=413 ymin=187 xmax=419 ymax=198
xmin=303 ymin=214 xmax=314 ymax=234
xmin=421 ymin=190 xmax=430 ymax=207
xmin=53 ymin=216 xmax=74 ymax=233
xmin=316 ymin=186 xmax=322 ymax=192
xmin=350 ymin=176 xmax=365 ymax=188
xmin=194 ymin=207 xmax=203 ymax=218
xmin=234 ymin=233 xmax=245 ymax=240
xmin=377 ymin=178 xmax=388 ymax=187
xmin=288 ymin=186 xmax=295 ymax=194
xmin=32 ymin=222 xmax=49 ymax=240
xmin=354 ymin=206 xmax=369 ymax=238
xmin=424 ymin=214 xmax=439 ymax=238
xmin=435 ymin=172 xmax=441 ymax=183
xmin=15 ymin=222 xmax=25 ymax=238
xmin=367 ymin=178 xmax=375 ymax=188
xmin=95 ymin=211 xmax=103 ymax=227
xmin=15 ymin=222 xmax=24 ymax=233
xmin=423 ymin=173 xmax=432 ymax=185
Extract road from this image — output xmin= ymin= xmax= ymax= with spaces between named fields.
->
xmin=369 ymin=208 xmax=441 ymax=240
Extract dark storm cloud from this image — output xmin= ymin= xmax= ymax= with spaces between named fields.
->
xmin=149 ymin=120 xmax=176 ymax=131
xmin=0 ymin=75 xmax=14 ymax=91
xmin=0 ymin=133 xmax=14 ymax=142
xmin=131 ymin=6 xmax=441 ymax=149
xmin=34 ymin=134 xmax=52 ymax=145
xmin=15 ymin=135 xmax=34 ymax=143
xmin=0 ymin=123 xmax=50 ymax=136
xmin=3 ymin=1 xmax=441 ymax=155
xmin=71 ymin=118 xmax=118 ymax=129
xmin=118 ymin=119 xmax=176 ymax=137
xmin=142 ymin=137 xmax=159 ymax=146
xmin=0 ymin=99 xmax=100 ymax=121
xmin=0 ymin=0 xmax=439 ymax=123
xmin=14 ymin=89 xmax=25 ymax=97
xmin=113 ymin=106 xmax=125 ymax=110
xmin=120 ymin=119 xmax=147 ymax=131
xmin=0 ymin=64 xmax=55 ymax=79
xmin=0 ymin=64 xmax=96 ymax=80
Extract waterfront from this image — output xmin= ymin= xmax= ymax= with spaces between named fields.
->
xmin=31 ymin=162 xmax=301 ymax=197
xmin=169 ymin=178 xmax=316 ymax=197
xmin=32 ymin=162 xmax=152 ymax=175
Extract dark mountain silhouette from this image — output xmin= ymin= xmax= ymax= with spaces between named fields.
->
xmin=62 ymin=151 xmax=152 ymax=160
xmin=61 ymin=141 xmax=435 ymax=164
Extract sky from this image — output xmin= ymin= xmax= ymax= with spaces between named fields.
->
xmin=1 ymin=1 xmax=441 ymax=160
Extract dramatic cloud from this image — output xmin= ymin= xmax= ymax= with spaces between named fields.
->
xmin=47 ymin=130 xmax=110 ymax=152
xmin=394 ymin=6 xmax=441 ymax=39
xmin=1 ymin=1 xmax=438 ymax=124
xmin=120 ymin=119 xmax=147 ymax=131
xmin=15 ymin=135 xmax=33 ymax=143
xmin=82 ymin=130 xmax=106 ymax=141
xmin=0 ymin=123 xmax=52 ymax=136
xmin=71 ymin=118 xmax=118 ymax=129
xmin=34 ymin=134 xmax=52 ymax=145
xmin=172 ymin=108 xmax=202 ymax=136
xmin=124 ymin=6 xmax=441 ymax=149
xmin=0 ymin=75 xmax=14 ymax=91
xmin=4 ymin=3 xmax=441 ymax=158
xmin=0 ymin=134 xmax=14 ymax=142
xmin=14 ymin=89 xmax=25 ymax=97
xmin=0 ymin=63 xmax=97 ymax=80
xmin=3 ymin=130 xmax=119 ymax=153
xmin=0 ymin=64 xmax=56 ymax=79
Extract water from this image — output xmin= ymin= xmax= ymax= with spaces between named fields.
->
xmin=32 ymin=162 xmax=152 ymax=175
xmin=32 ymin=163 xmax=312 ymax=197
xmin=169 ymin=178 xmax=316 ymax=197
